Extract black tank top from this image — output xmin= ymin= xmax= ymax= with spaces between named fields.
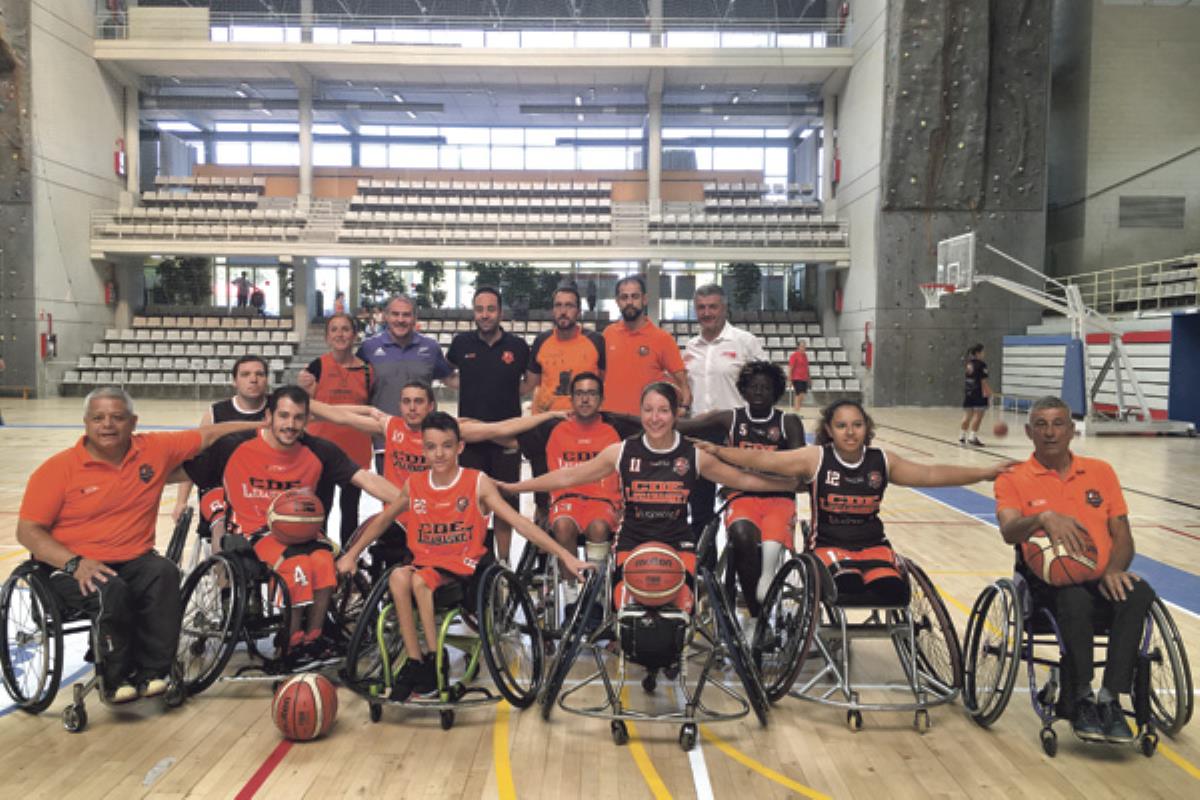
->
xmin=724 ymin=406 xmax=801 ymax=501
xmin=617 ymin=433 xmax=699 ymax=553
xmin=809 ymin=444 xmax=888 ymax=549
xmin=211 ymin=398 xmax=266 ymax=423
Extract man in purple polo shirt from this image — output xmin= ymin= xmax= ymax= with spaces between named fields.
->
xmin=356 ymin=294 xmax=452 ymax=471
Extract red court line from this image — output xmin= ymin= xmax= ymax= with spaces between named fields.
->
xmin=1157 ymin=525 xmax=1200 ymax=543
xmin=235 ymin=740 xmax=293 ymax=800
xmin=873 ymin=439 xmax=936 ymax=457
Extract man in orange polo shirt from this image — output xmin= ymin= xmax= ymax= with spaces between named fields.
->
xmin=601 ymin=275 xmax=691 ymax=415
xmin=17 ymin=387 xmax=261 ymax=703
xmin=994 ymin=395 xmax=1155 ymax=745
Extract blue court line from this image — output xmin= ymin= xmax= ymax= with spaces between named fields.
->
xmin=0 ymin=661 xmax=92 ymax=718
xmin=915 ymin=486 xmax=1200 ymax=617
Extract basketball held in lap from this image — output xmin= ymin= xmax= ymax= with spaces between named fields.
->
xmin=1021 ymin=532 xmax=1103 ymax=586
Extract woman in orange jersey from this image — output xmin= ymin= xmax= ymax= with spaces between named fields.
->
xmin=298 ymin=312 xmax=373 ymax=545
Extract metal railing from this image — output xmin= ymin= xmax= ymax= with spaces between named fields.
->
xmin=1050 ymin=253 xmax=1200 ymax=315
xmin=96 ymin=12 xmax=847 ymax=48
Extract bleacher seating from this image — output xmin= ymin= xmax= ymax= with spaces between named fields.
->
xmin=61 ymin=313 xmax=296 ymax=398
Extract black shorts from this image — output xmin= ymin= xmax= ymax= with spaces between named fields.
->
xmin=460 ymin=441 xmax=522 ymax=483
xmin=963 ymin=395 xmax=988 ymax=409
xmin=792 ymin=380 xmax=809 ymax=393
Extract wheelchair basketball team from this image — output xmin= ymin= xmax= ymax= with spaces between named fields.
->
xmin=7 ymin=334 xmax=1190 ymax=753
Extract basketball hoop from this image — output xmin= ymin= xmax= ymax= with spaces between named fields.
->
xmin=920 ymin=283 xmax=956 ymax=309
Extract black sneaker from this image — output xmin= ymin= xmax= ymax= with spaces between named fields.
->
xmin=1071 ymin=697 xmax=1106 ymax=743
xmin=411 ymin=656 xmax=440 ymax=697
xmin=389 ymin=659 xmax=424 ymax=702
xmin=1099 ymin=699 xmax=1135 ymax=744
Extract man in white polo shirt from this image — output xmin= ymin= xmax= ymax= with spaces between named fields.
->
xmin=683 ymin=283 xmax=768 ymax=550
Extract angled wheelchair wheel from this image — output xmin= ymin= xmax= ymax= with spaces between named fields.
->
xmin=540 ymin=566 xmax=603 ymax=721
xmin=893 ymin=559 xmax=963 ymax=693
xmin=479 ymin=566 xmax=544 ymax=709
xmin=1144 ymin=597 xmax=1193 ymax=736
xmin=754 ymin=554 xmax=820 ymax=702
xmin=343 ymin=570 xmax=406 ymax=693
xmin=165 ymin=507 xmax=195 ymax=567
xmin=177 ymin=555 xmax=246 ymax=695
xmin=0 ymin=564 xmax=64 ymax=714
xmin=326 ymin=569 xmax=372 ymax=650
xmin=703 ymin=566 xmax=769 ymax=727
xmin=962 ymin=579 xmax=1023 ymax=727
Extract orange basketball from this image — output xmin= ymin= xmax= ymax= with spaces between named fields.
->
xmin=267 ymin=489 xmax=325 ymax=545
xmin=1020 ymin=532 xmax=1103 ymax=586
xmin=993 ymin=421 xmax=1009 ymax=437
xmin=273 ymin=673 xmax=338 ymax=741
xmin=623 ymin=542 xmax=687 ymax=607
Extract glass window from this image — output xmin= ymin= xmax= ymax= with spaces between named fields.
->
xmin=491 ymin=128 xmax=524 ymax=146
xmin=390 ymin=144 xmax=438 ymax=168
xmin=631 ymin=33 xmax=651 ymax=48
xmin=251 ymin=123 xmax=299 ymax=133
xmin=485 ymin=31 xmax=520 ymax=48
xmin=215 ymin=122 xmax=250 ymax=133
xmin=713 ymin=147 xmax=764 ymax=170
xmin=358 ymin=125 xmax=388 ymax=137
xmin=314 ymin=142 xmax=352 ymax=167
xmin=312 ymin=123 xmax=348 ymax=135
xmin=526 ymin=146 xmax=574 ymax=170
xmin=250 ymin=141 xmax=299 ymax=166
xmin=312 ymin=27 xmax=338 ymax=44
xmin=720 ymin=32 xmax=771 ymax=49
xmin=284 ymin=27 xmax=301 ymax=43
xmin=521 ymin=31 xmax=574 ymax=48
xmin=360 ymin=143 xmax=387 ymax=167
xmin=577 ymin=128 xmax=630 ymax=140
xmin=525 ymin=128 xmax=573 ymax=147
xmin=438 ymin=145 xmax=461 ymax=169
xmin=692 ymin=148 xmax=713 ymax=170
xmin=665 ymin=31 xmax=719 ymax=48
xmin=157 ymin=121 xmax=200 ymax=132
xmin=432 ymin=30 xmax=484 ymax=47
xmin=577 ymin=31 xmax=629 ymax=48
xmin=765 ymin=129 xmax=791 ymax=139
xmin=492 ymin=146 xmax=524 ymax=169
xmin=230 ymin=26 xmax=285 ymax=43
xmin=391 ymin=29 xmax=431 ymax=45
xmin=210 ymin=28 xmax=229 ymax=43
xmin=443 ymin=127 xmax=490 ymax=145
xmin=664 ymin=128 xmax=712 ymax=139
xmin=764 ymin=148 xmax=789 ymax=176
xmin=187 ymin=142 xmax=206 ymax=165
xmin=389 ymin=126 xmax=439 ymax=137
xmin=215 ymin=141 xmax=249 ymax=164
xmin=460 ymin=145 xmax=490 ymax=169
xmin=339 ymin=29 xmax=375 ymax=45
xmin=579 ymin=147 xmax=628 ymax=170
xmin=778 ymin=33 xmax=812 ymax=48
xmin=720 ymin=128 xmax=766 ymax=139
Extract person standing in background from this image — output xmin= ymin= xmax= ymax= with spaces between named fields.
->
xmin=526 ymin=284 xmax=606 ymax=413
xmin=960 ymin=343 xmax=992 ymax=446
xmin=788 ymin=340 xmax=811 ymax=412
xmin=601 ymin=275 xmax=691 ymax=415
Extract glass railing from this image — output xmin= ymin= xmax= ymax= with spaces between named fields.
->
xmin=96 ymin=12 xmax=847 ymax=49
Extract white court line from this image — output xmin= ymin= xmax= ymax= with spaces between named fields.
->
xmin=676 ymin=684 xmax=714 ymax=800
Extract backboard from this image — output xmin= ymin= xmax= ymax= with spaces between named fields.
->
xmin=936 ymin=232 xmax=976 ymax=292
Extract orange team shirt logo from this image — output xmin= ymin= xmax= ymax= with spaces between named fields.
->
xmin=626 ymin=479 xmax=689 ymax=505
xmin=546 ymin=419 xmax=621 ymax=501
xmin=819 ymin=493 xmax=882 ymax=516
xmin=223 ymin=438 xmax=322 ymax=533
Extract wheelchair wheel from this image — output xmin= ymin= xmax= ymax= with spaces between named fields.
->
xmin=0 ymin=565 xmax=64 ymax=714
xmin=962 ymin=579 xmax=1022 ymax=727
xmin=1144 ymin=597 xmax=1194 ymax=735
xmin=165 ymin=507 xmax=195 ymax=566
xmin=478 ymin=566 xmax=544 ymax=709
xmin=177 ymin=555 xmax=246 ymax=695
xmin=754 ymin=554 xmax=820 ymax=702
xmin=892 ymin=559 xmax=962 ymax=693
xmin=703 ymin=566 xmax=769 ymax=727
xmin=343 ymin=571 xmax=405 ymax=693
xmin=540 ymin=566 xmax=603 ymax=721
xmin=326 ymin=569 xmax=372 ymax=649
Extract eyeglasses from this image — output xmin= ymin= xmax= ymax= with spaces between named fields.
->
xmin=572 ymin=389 xmax=601 ymax=398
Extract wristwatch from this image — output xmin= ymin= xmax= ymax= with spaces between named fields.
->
xmin=63 ymin=556 xmax=82 ymax=576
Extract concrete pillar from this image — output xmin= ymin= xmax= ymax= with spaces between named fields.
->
xmin=349 ymin=259 xmax=361 ymax=313
xmin=300 ymin=0 xmax=314 ymax=43
xmin=820 ymin=93 xmax=836 ymax=212
xmin=114 ymin=260 xmax=144 ymax=328
xmin=647 ymin=81 xmax=663 ymax=212
xmin=794 ymin=130 xmax=819 ymax=192
xmin=649 ymin=0 xmax=663 ymax=47
xmin=298 ymin=81 xmax=314 ymax=200
xmin=292 ymin=258 xmax=315 ymax=338
xmin=125 ymin=87 xmax=140 ymax=196
xmin=645 ymin=260 xmax=662 ymax=323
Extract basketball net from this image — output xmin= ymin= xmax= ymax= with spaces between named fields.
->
xmin=919 ymin=283 xmax=956 ymax=310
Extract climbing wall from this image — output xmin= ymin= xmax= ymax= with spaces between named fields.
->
xmin=0 ymin=1 xmax=33 ymax=393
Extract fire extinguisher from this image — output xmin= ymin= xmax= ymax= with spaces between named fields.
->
xmin=862 ymin=321 xmax=873 ymax=369
xmin=833 ymin=145 xmax=841 ymax=185
xmin=105 ymin=280 xmax=117 ymax=306
xmin=114 ymin=138 xmax=126 ymax=178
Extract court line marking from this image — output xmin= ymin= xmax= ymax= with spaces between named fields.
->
xmin=699 ymin=724 xmax=831 ymax=800
xmin=1161 ymin=742 xmax=1200 ymax=780
xmin=234 ymin=739 xmax=293 ymax=800
xmin=674 ymin=684 xmax=714 ymax=800
xmin=621 ymin=687 xmax=673 ymax=800
xmin=492 ymin=701 xmax=517 ymax=800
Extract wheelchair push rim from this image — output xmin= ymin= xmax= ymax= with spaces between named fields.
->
xmin=962 ymin=578 xmax=1023 ymax=727
xmin=753 ymin=553 xmax=821 ymax=703
xmin=0 ymin=565 xmax=65 ymax=713
xmin=1144 ymin=597 xmax=1194 ymax=736
xmin=478 ymin=566 xmax=544 ymax=709
xmin=177 ymin=554 xmax=246 ymax=695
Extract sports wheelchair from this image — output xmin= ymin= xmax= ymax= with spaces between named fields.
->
xmin=537 ymin=514 xmax=811 ymax=752
xmin=175 ymin=533 xmax=369 ymax=695
xmin=0 ymin=561 xmax=186 ymax=732
xmin=789 ymin=551 xmax=962 ymax=732
xmin=963 ymin=572 xmax=1193 ymax=757
xmin=341 ymin=559 xmax=543 ymax=730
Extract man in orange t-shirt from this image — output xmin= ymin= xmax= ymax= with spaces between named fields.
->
xmin=17 ymin=387 xmax=260 ymax=702
xmin=994 ymin=395 xmax=1155 ymax=745
xmin=601 ymin=275 xmax=691 ymax=415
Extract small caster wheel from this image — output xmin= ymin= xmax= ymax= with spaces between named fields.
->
xmin=679 ymin=723 xmax=697 ymax=752
xmin=847 ymin=710 xmax=863 ymax=731
xmin=1040 ymin=727 xmax=1057 ymax=757
xmin=272 ymin=680 xmax=283 ymax=693
xmin=369 ymin=703 xmax=382 ymax=723
xmin=62 ymin=704 xmax=88 ymax=733
xmin=913 ymin=709 xmax=930 ymax=733
xmin=163 ymin=681 xmax=186 ymax=709
xmin=642 ymin=673 xmax=657 ymax=693
xmin=1141 ymin=732 xmax=1158 ymax=757
xmin=611 ymin=720 xmax=629 ymax=746
xmin=440 ymin=710 xmax=455 ymax=731
xmin=449 ymin=683 xmax=467 ymax=702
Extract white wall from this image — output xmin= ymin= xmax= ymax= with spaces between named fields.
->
xmin=1079 ymin=3 xmax=1200 ymax=271
xmin=31 ymin=0 xmax=125 ymax=392
xmin=831 ymin=0 xmax=888 ymax=400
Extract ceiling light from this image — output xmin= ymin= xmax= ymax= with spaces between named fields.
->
xmin=393 ymin=93 xmax=405 ymax=103
xmin=722 ymin=115 xmax=730 ymax=121
xmin=574 ymin=95 xmax=582 ymax=106
xmin=234 ymin=89 xmax=247 ymax=98
xmin=405 ymin=110 xmax=417 ymax=119
xmin=699 ymin=84 xmax=706 ymax=91
xmin=577 ymin=113 xmax=584 ymax=122
xmin=731 ymin=94 xmax=740 ymax=105
xmin=261 ymin=108 xmax=272 ymax=116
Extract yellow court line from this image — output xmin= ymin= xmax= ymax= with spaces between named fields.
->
xmin=699 ymin=725 xmax=831 ymax=800
xmin=1160 ymin=742 xmax=1200 ymax=782
xmin=0 ymin=549 xmax=27 ymax=563
xmin=620 ymin=688 xmax=673 ymax=800
xmin=492 ymin=701 xmax=517 ymax=800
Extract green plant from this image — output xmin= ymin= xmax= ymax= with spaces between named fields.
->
xmin=360 ymin=260 xmax=406 ymax=306
xmin=727 ymin=262 xmax=763 ymax=310
xmin=413 ymin=260 xmax=446 ymax=309
xmin=278 ymin=265 xmax=294 ymax=305
xmin=155 ymin=256 xmax=211 ymax=305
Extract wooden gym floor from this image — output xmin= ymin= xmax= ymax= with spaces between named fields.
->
xmin=1 ymin=398 xmax=1198 ymax=799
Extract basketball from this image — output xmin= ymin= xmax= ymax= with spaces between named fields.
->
xmin=993 ymin=421 xmax=1009 ymax=437
xmin=267 ymin=489 xmax=325 ymax=545
xmin=272 ymin=673 xmax=338 ymax=741
xmin=622 ymin=542 xmax=687 ymax=607
xmin=1020 ymin=532 xmax=1104 ymax=586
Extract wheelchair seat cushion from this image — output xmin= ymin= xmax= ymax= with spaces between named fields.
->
xmin=814 ymin=544 xmax=909 ymax=608
xmin=617 ymin=604 xmax=690 ymax=670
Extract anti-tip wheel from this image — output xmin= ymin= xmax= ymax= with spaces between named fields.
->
xmin=642 ymin=673 xmax=657 ymax=693
xmin=440 ymin=709 xmax=455 ymax=731
xmin=369 ymin=703 xmax=383 ymax=723
xmin=913 ymin=709 xmax=931 ymax=733
xmin=1141 ymin=732 xmax=1159 ymax=757
xmin=611 ymin=720 xmax=629 ymax=746
xmin=847 ymin=710 xmax=863 ymax=731
xmin=679 ymin=723 xmax=698 ymax=751
xmin=62 ymin=704 xmax=87 ymax=733
xmin=1040 ymin=727 xmax=1058 ymax=758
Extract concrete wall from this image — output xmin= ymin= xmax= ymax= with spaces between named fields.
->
xmin=1048 ymin=2 xmax=1200 ymax=276
xmin=30 ymin=0 xmax=125 ymax=394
